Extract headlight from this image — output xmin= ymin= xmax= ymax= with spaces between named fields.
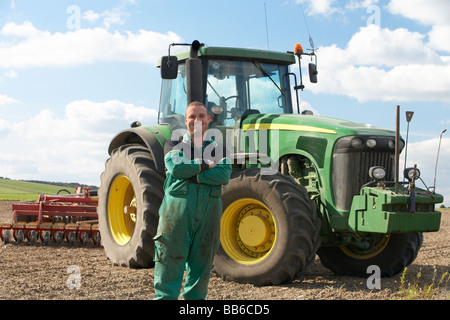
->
xmin=351 ymin=138 xmax=363 ymax=148
xmin=369 ymin=166 xmax=386 ymax=180
xmin=404 ymin=167 xmax=421 ymax=181
xmin=366 ymin=139 xmax=377 ymax=148
xmin=388 ymin=139 xmax=395 ymax=149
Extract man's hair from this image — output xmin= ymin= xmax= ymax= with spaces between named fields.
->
xmin=186 ymin=101 xmax=206 ymax=111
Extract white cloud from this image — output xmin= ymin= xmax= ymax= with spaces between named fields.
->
xmin=0 ymin=94 xmax=18 ymax=107
xmin=82 ymin=0 xmax=137 ymax=30
xmin=402 ymin=137 xmax=450 ymax=206
xmin=298 ymin=0 xmax=382 ymax=16
xmin=0 ymin=99 xmax=158 ymax=185
xmin=387 ymin=0 xmax=450 ymax=54
xmin=0 ymin=21 xmax=182 ymax=68
xmin=102 ymin=8 xmax=128 ymax=29
xmin=292 ymin=1 xmax=450 ymax=103
xmin=82 ymin=10 xmax=101 ymax=23
xmin=297 ymin=0 xmax=343 ymax=16
xmin=308 ymin=25 xmax=450 ymax=103
xmin=346 ymin=0 xmax=379 ymax=10
xmin=299 ymin=100 xmax=320 ymax=115
xmin=1 ymin=20 xmax=43 ymax=38
xmin=4 ymin=70 xmax=18 ymax=78
xmin=428 ymin=25 xmax=450 ymax=53
xmin=387 ymin=0 xmax=450 ymax=27
xmin=346 ymin=25 xmax=441 ymax=66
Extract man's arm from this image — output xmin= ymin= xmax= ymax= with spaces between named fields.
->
xmin=164 ymin=140 xmax=210 ymax=179
xmin=192 ymin=157 xmax=232 ymax=186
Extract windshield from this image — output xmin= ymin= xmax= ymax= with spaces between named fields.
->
xmin=158 ymin=59 xmax=291 ymax=129
xmin=159 ymin=63 xmax=188 ymax=129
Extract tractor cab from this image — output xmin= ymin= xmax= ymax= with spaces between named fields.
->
xmin=158 ymin=41 xmax=313 ymax=131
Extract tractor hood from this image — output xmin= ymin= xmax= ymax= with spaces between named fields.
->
xmin=241 ymin=113 xmax=396 ymax=138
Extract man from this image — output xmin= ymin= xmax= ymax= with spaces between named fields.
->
xmin=153 ymin=101 xmax=232 ymax=300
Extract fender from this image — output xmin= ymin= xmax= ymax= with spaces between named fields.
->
xmin=108 ymin=126 xmax=169 ymax=172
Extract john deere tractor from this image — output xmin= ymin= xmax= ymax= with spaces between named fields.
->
xmin=98 ymin=41 xmax=443 ymax=285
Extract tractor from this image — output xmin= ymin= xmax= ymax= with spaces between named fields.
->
xmin=97 ymin=41 xmax=443 ymax=285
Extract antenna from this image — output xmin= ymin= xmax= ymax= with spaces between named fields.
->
xmin=433 ymin=128 xmax=447 ymax=194
xmin=264 ymin=3 xmax=270 ymax=50
xmin=299 ymin=1 xmax=316 ymax=53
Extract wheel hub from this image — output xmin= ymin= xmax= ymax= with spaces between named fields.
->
xmin=340 ymin=234 xmax=391 ymax=259
xmin=221 ymin=198 xmax=277 ymax=264
xmin=237 ymin=209 xmax=274 ymax=253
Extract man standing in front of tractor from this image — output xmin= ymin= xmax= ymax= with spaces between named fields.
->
xmin=153 ymin=101 xmax=232 ymax=300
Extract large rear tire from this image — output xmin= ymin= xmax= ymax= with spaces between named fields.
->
xmin=213 ymin=169 xmax=321 ymax=285
xmin=98 ymin=145 xmax=165 ymax=268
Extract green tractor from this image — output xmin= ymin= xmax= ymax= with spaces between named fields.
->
xmin=97 ymin=41 xmax=443 ymax=285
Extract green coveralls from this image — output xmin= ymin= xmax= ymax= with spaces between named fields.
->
xmin=153 ymin=133 xmax=232 ymax=300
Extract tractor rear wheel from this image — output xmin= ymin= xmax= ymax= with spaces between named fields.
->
xmin=213 ymin=169 xmax=321 ymax=285
xmin=317 ymin=232 xmax=423 ymax=277
xmin=98 ymin=144 xmax=165 ymax=268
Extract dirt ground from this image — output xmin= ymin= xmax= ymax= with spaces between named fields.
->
xmin=0 ymin=200 xmax=449 ymax=301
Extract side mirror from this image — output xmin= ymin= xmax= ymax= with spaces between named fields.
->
xmin=161 ymin=56 xmax=178 ymax=79
xmin=308 ymin=63 xmax=318 ymax=83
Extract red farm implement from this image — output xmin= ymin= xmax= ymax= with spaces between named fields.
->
xmin=0 ymin=187 xmax=99 ymax=246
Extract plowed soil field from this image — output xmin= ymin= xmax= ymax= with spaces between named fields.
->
xmin=1 ymin=201 xmax=449 ymax=300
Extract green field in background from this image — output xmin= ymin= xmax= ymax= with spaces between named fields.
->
xmin=0 ymin=178 xmax=75 ymax=201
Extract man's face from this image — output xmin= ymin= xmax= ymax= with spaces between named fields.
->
xmin=185 ymin=104 xmax=211 ymax=139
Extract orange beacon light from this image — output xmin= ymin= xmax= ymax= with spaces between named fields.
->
xmin=294 ymin=43 xmax=304 ymax=56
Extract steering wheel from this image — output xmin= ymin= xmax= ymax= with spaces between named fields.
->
xmin=223 ymin=95 xmax=245 ymax=120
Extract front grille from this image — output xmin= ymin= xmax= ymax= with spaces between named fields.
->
xmin=332 ymin=136 xmax=397 ymax=211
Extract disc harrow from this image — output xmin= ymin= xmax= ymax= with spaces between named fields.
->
xmin=0 ymin=187 xmax=100 ymax=246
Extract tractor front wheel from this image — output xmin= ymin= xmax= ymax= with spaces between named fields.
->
xmin=317 ymin=232 xmax=423 ymax=277
xmin=98 ymin=144 xmax=165 ymax=268
xmin=213 ymin=169 xmax=321 ymax=285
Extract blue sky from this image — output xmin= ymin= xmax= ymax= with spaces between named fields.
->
xmin=0 ymin=0 xmax=449 ymax=205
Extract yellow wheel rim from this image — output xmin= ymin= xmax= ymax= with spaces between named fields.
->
xmin=340 ymin=234 xmax=390 ymax=260
xmin=108 ymin=175 xmax=136 ymax=246
xmin=221 ymin=198 xmax=276 ymax=265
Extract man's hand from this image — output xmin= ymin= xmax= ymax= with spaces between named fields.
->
xmin=205 ymin=159 xmax=217 ymax=169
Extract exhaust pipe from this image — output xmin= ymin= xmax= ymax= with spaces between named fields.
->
xmin=186 ymin=40 xmax=204 ymax=104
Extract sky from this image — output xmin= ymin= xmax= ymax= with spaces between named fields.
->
xmin=0 ymin=0 xmax=449 ymax=205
